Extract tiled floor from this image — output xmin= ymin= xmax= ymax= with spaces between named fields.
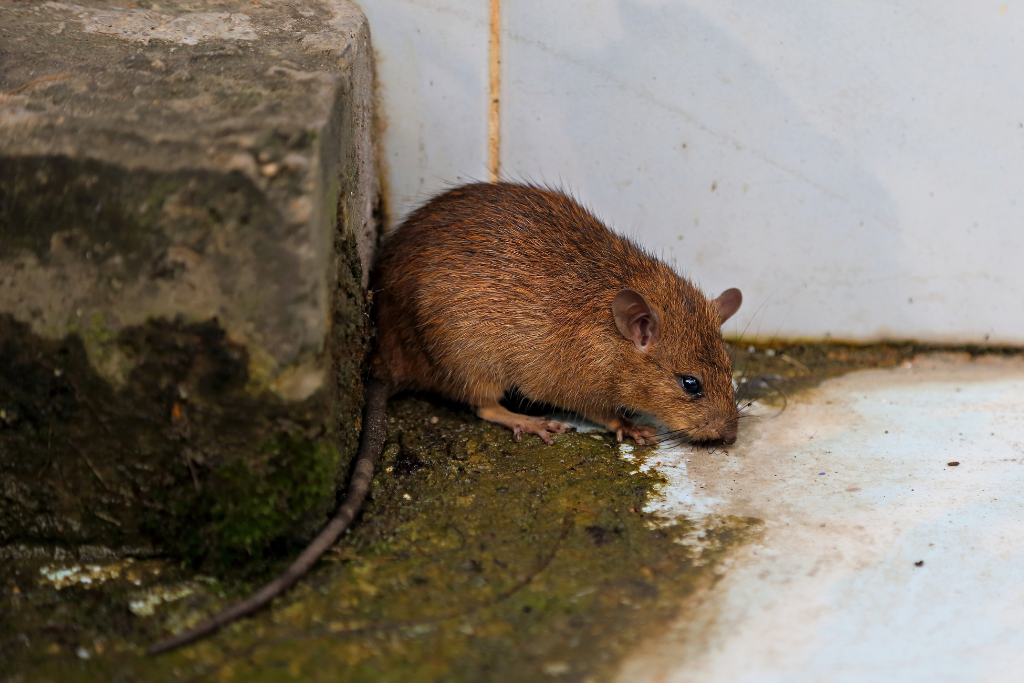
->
xmin=619 ymin=354 xmax=1024 ymax=682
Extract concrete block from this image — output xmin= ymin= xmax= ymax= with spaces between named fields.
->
xmin=0 ymin=0 xmax=379 ymax=567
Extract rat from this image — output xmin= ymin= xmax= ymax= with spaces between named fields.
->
xmin=148 ymin=181 xmax=742 ymax=655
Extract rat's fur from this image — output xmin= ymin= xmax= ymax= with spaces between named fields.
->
xmin=373 ymin=182 xmax=740 ymax=444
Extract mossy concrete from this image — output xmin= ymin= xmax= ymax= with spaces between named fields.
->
xmin=1 ymin=395 xmax=762 ymax=683
xmin=0 ymin=0 xmax=378 ymax=563
xmin=6 ymin=342 xmax=964 ymax=681
xmin=5 ymin=344 xmax=1019 ymax=680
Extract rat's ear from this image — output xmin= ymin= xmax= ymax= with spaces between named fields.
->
xmin=612 ymin=289 xmax=661 ymax=353
xmin=713 ymin=288 xmax=743 ymax=325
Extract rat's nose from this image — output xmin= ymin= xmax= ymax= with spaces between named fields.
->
xmin=719 ymin=419 xmax=738 ymax=445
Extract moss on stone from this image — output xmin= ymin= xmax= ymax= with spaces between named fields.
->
xmin=206 ymin=436 xmax=339 ymax=563
xmin=0 ymin=313 xmax=364 ymax=574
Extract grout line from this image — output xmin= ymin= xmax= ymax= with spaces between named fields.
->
xmin=488 ymin=0 xmax=501 ymax=182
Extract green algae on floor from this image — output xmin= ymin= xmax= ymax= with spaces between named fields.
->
xmin=2 ymin=395 xmax=760 ymax=683
xmin=729 ymin=341 xmax=1024 ymax=409
xmin=730 ymin=341 xmax=923 ymax=409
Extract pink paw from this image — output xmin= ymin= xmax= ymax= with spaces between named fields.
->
xmin=512 ymin=417 xmax=573 ymax=444
xmin=610 ymin=420 xmax=657 ymax=445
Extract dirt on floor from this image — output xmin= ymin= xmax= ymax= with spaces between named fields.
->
xmin=4 ymin=341 xmax=1016 ymax=683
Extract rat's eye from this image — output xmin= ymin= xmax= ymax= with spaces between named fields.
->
xmin=677 ymin=375 xmax=704 ymax=398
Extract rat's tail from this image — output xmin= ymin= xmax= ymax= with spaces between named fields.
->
xmin=147 ymin=378 xmax=390 ymax=656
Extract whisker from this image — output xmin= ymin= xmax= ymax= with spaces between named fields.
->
xmin=740 ymin=387 xmax=789 ymax=418
xmin=735 ymin=285 xmax=781 ymax=346
xmin=657 ymin=435 xmax=695 ymax=448
xmin=733 ymin=300 xmax=798 ymax=407
xmin=654 ymin=427 xmax=696 ymax=438
xmin=655 ymin=432 xmax=696 ymax=444
xmin=654 ymin=437 xmax=695 ymax=448
xmin=651 ymin=426 xmax=700 ymax=447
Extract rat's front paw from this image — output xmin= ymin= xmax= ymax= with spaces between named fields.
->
xmin=476 ymin=403 xmax=573 ymax=445
xmin=606 ymin=418 xmax=657 ymax=445
xmin=511 ymin=417 xmax=573 ymax=445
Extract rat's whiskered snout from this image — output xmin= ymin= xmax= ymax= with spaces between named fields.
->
xmin=677 ymin=400 xmax=740 ymax=445
xmin=654 ymin=407 xmax=739 ymax=446
xmin=716 ymin=410 xmax=740 ymax=445
xmin=691 ymin=420 xmax=737 ymax=445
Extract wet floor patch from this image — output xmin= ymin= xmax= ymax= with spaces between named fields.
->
xmin=618 ymin=353 xmax=1024 ymax=683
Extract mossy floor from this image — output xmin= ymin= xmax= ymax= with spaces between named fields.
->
xmin=5 ymin=342 xmax=980 ymax=683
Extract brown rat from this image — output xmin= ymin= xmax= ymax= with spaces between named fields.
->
xmin=148 ymin=181 xmax=741 ymax=655
xmin=373 ymin=181 xmax=743 ymax=445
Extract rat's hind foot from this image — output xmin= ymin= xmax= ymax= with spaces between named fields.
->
xmin=476 ymin=403 xmax=573 ymax=445
xmin=606 ymin=417 xmax=657 ymax=445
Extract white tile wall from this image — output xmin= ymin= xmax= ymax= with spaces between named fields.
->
xmin=358 ymin=0 xmax=1024 ymax=344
